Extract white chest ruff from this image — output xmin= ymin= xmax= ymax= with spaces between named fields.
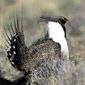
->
xmin=47 ymin=22 xmax=69 ymax=59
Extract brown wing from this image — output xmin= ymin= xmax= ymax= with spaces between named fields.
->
xmin=18 ymin=38 xmax=61 ymax=72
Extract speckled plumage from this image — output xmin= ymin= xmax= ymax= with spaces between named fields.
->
xmin=20 ymin=38 xmax=61 ymax=72
xmin=4 ymin=16 xmax=71 ymax=85
xmin=4 ymin=16 xmax=61 ymax=74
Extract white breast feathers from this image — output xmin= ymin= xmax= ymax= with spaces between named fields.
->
xmin=47 ymin=21 xmax=69 ymax=59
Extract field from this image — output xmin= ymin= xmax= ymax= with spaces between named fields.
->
xmin=0 ymin=0 xmax=85 ymax=83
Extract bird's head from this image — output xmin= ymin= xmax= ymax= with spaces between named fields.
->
xmin=40 ymin=16 xmax=68 ymax=37
xmin=40 ymin=16 xmax=68 ymax=25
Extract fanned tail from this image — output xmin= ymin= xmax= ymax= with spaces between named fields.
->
xmin=4 ymin=15 xmax=25 ymax=69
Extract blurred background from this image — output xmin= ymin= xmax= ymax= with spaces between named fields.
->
xmin=0 ymin=0 xmax=85 ymax=80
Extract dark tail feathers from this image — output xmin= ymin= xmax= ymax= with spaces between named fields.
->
xmin=4 ymin=15 xmax=25 ymax=69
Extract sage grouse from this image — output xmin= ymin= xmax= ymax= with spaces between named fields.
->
xmin=4 ymin=16 xmax=69 ymax=85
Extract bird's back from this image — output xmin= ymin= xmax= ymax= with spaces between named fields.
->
xmin=20 ymin=38 xmax=61 ymax=72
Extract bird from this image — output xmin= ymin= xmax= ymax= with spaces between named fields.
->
xmin=4 ymin=15 xmax=69 ymax=71
xmin=3 ymin=15 xmax=69 ymax=85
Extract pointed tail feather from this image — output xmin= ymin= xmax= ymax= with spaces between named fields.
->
xmin=4 ymin=15 xmax=25 ymax=69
